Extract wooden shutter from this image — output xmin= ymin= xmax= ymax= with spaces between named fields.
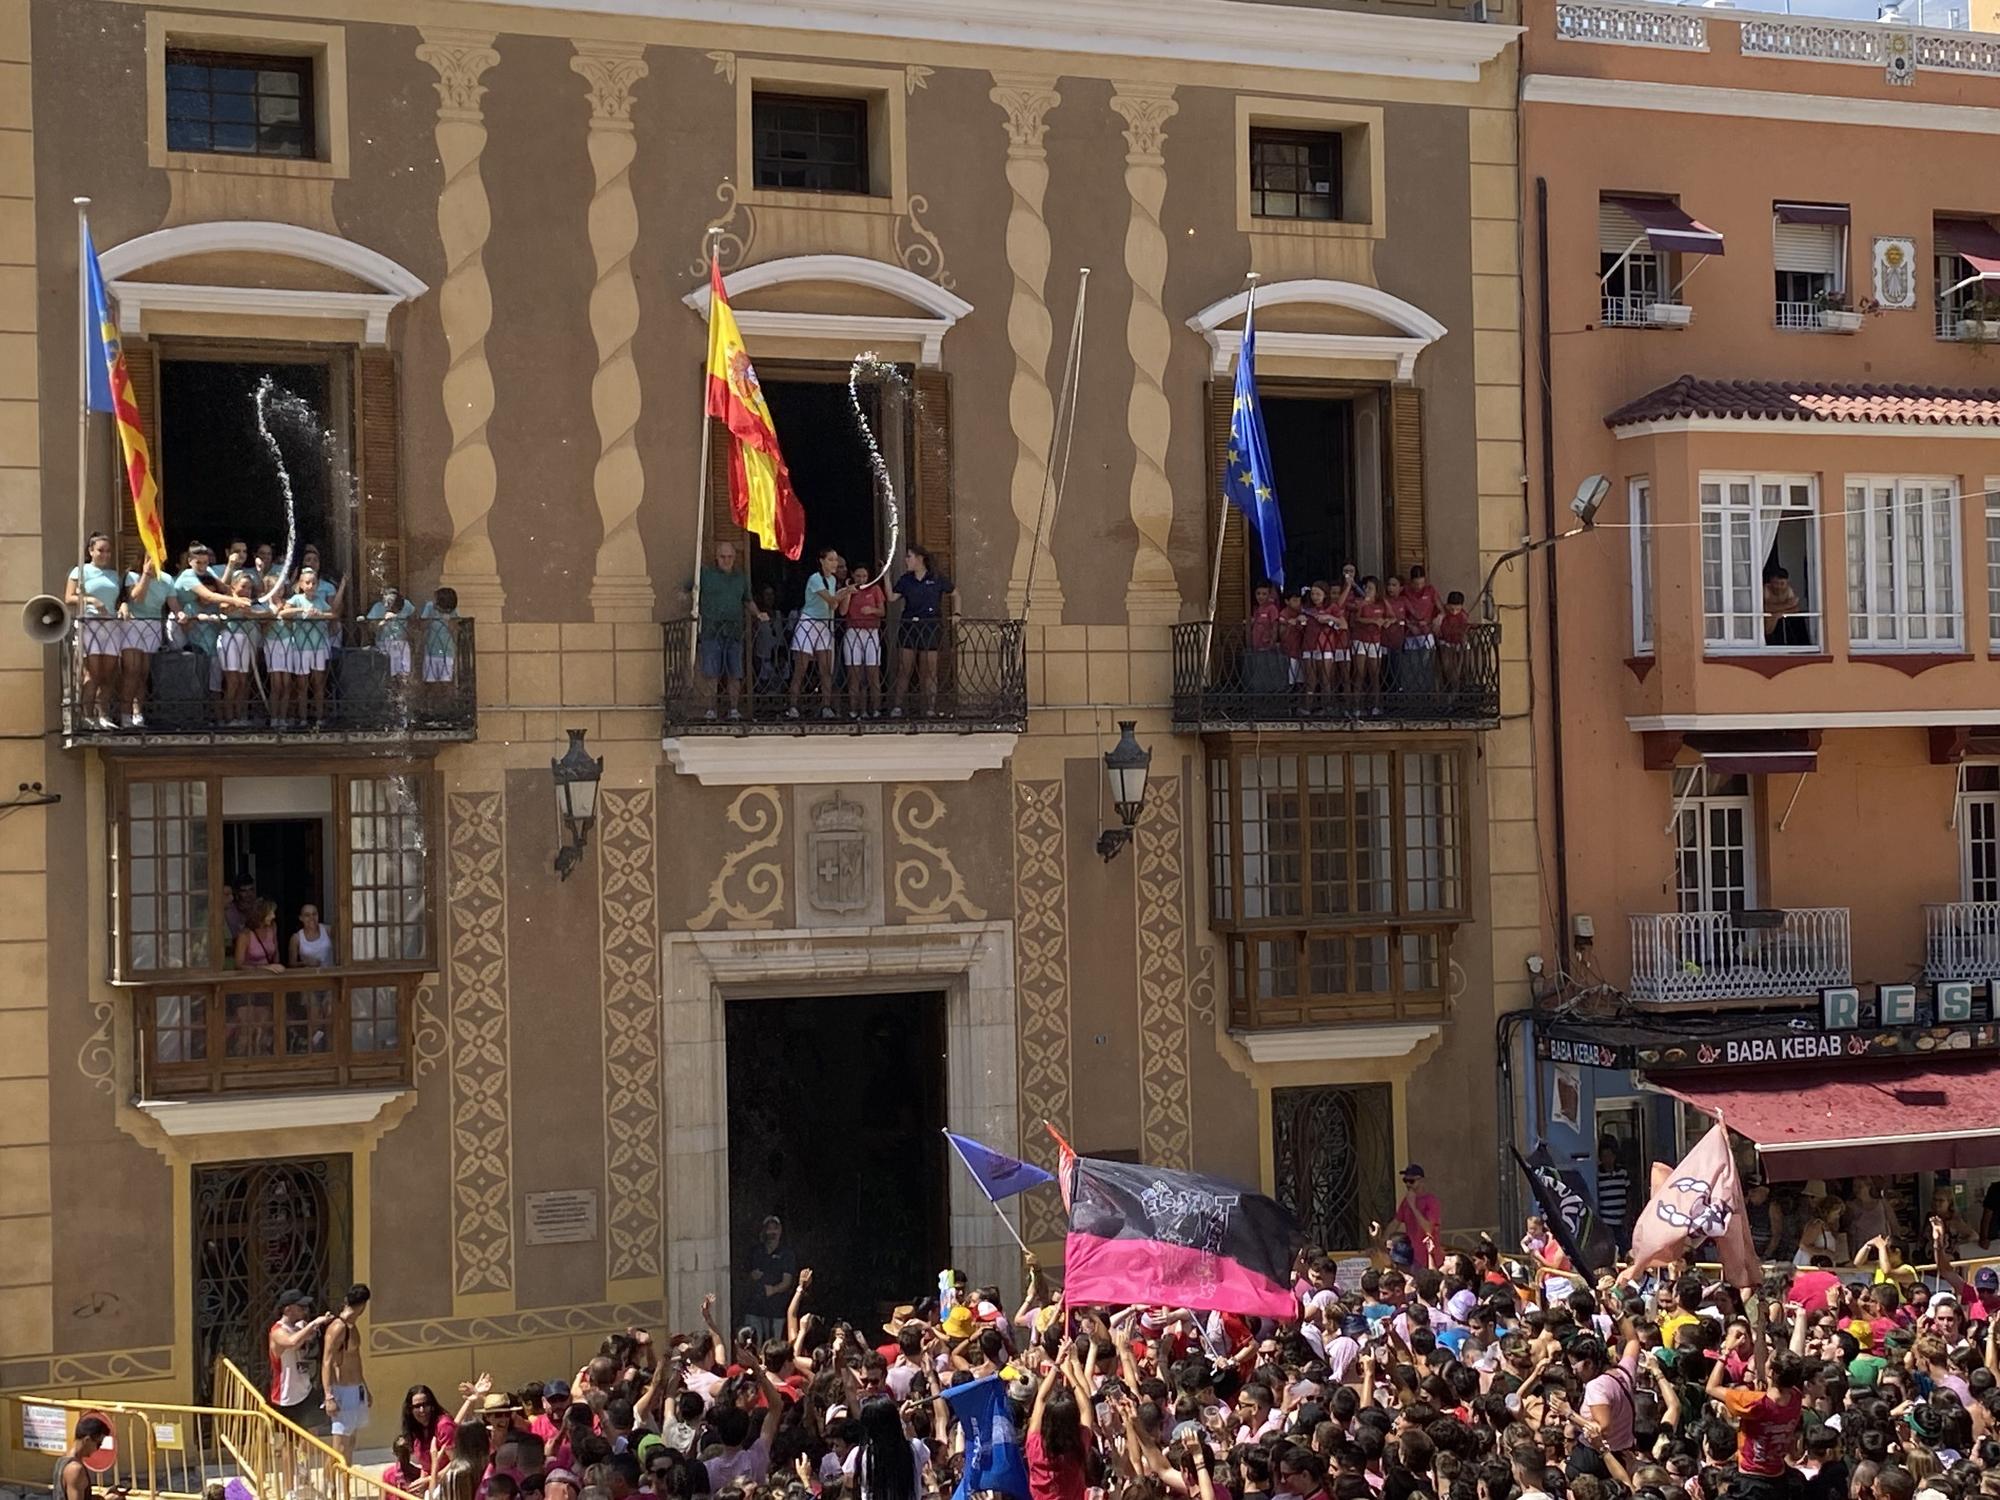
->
xmin=1388 ymin=385 xmax=1426 ymax=575
xmin=357 ymin=349 xmax=402 ymax=599
xmin=706 ymin=416 xmax=744 ymax=564
xmin=912 ymin=367 xmax=954 ymax=603
xmin=1204 ymin=380 xmax=1247 ymax=625
xmin=118 ymin=342 xmax=163 ymax=575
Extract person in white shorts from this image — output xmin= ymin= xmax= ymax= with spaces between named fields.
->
xmin=219 ymin=575 xmax=271 ymax=727
xmin=366 ymin=588 xmax=415 ymax=680
xmin=281 ymin=566 xmax=343 ymax=729
xmin=836 ymin=561 xmax=886 ymax=718
xmin=118 ymin=556 xmax=179 ymax=730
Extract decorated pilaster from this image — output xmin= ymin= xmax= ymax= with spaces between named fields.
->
xmin=571 ymin=41 xmax=655 ymax=624
xmin=418 ymin=29 xmax=506 ymax=621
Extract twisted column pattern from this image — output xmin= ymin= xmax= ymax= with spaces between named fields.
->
xmin=1111 ymin=85 xmax=1182 ymax=624
xmin=571 ymin=42 xmax=654 ymax=623
xmin=418 ymin=29 xmax=505 ymax=620
xmin=989 ymin=74 xmax=1064 ymax=623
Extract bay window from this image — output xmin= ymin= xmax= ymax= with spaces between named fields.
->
xmin=1844 ymin=476 xmax=1962 ymax=649
xmin=1699 ymin=473 xmax=1819 ymax=651
xmin=1207 ymin=742 xmax=1467 ymax=1029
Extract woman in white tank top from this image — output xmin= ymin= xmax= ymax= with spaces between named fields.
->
xmin=290 ymin=904 xmax=335 ymax=968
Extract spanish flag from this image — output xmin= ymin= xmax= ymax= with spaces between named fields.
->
xmin=704 ymin=256 xmax=804 ymax=560
xmin=83 ymin=225 xmax=166 ymax=569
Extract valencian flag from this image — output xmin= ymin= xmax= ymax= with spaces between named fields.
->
xmin=83 ymin=225 xmax=166 ymax=568
xmin=704 ymin=256 xmax=805 ymax=560
xmin=1223 ymin=290 xmax=1286 ymax=590
xmin=1622 ymin=1121 xmax=1761 ymax=1290
xmin=939 ymin=1373 xmax=1030 ymax=1500
xmin=1512 ymin=1143 xmax=1604 ymax=1281
xmin=1051 ymin=1128 xmax=1301 ymax=1319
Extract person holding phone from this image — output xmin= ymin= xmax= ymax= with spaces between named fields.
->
xmin=56 ymin=1416 xmax=123 ymax=1500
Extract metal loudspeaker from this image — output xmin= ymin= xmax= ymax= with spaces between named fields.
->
xmin=20 ymin=594 xmax=74 ymax=644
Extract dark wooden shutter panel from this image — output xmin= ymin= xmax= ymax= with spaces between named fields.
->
xmin=707 ymin=416 xmax=745 ymax=562
xmin=1204 ymin=379 xmax=1247 ymax=626
xmin=1388 ymin=385 xmax=1426 ymax=575
xmin=118 ymin=343 xmax=162 ymax=575
xmin=912 ymin=367 xmax=953 ymax=599
xmin=358 ymin=349 xmax=403 ymax=598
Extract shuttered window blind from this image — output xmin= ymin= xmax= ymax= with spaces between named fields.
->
xmin=1599 ymin=199 xmax=1645 ymax=256
xmin=1773 ymin=222 xmax=1841 ymax=275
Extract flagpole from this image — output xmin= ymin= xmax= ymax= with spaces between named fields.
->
xmin=75 ymin=197 xmax=92 ymax=572
xmin=1203 ymin=271 xmax=1259 ymax=682
xmin=943 ymin=1129 xmax=1037 ymax=1257
xmin=689 ymin=230 xmax=723 ymax=687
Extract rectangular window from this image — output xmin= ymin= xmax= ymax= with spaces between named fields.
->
xmin=1630 ymin=477 xmax=1654 ymax=654
xmin=1699 ymin=473 xmax=1819 ymax=651
xmin=164 ymin=48 xmax=314 ymax=159
xmin=751 ymin=93 xmax=870 ymax=195
xmin=138 ymin=973 xmax=418 ymax=1097
xmin=1672 ymin=767 xmax=1754 ymax=913
xmin=1249 ymin=128 xmax=1342 ymax=221
xmin=1845 ymin=476 xmax=1962 ymax=649
xmin=1985 ymin=482 xmax=2000 ymax=650
xmin=1600 ymin=197 xmax=1670 ymax=326
xmin=1935 ymin=218 xmax=2000 ymax=339
xmin=1961 ymin=764 xmax=2000 ymax=904
xmin=126 ymin=779 xmax=213 ymax=973
xmin=346 ymin=774 xmax=431 ymax=964
xmin=1772 ymin=206 xmax=1844 ymax=330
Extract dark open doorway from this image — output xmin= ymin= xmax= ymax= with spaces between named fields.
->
xmin=159 ymin=356 xmax=338 ymax=575
xmin=224 ymin=815 xmax=327 ymax=963
xmin=1263 ymin=394 xmax=1356 ymax=591
xmin=725 ymin=990 xmax=948 ymax=1328
xmin=758 ymin=372 xmax=900 ymax=609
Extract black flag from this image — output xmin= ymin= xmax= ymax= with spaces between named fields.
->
xmin=1512 ymin=1143 xmax=1603 ymax=1280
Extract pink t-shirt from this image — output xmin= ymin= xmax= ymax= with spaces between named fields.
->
xmin=1395 ymin=1192 xmax=1444 ymax=1268
xmin=1026 ymin=1431 xmax=1087 ymax=1500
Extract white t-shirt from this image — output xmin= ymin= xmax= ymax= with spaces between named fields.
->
xmin=885 ymin=1356 xmax=925 ymax=1401
xmin=704 ymin=1434 xmax=771 ymax=1490
xmin=843 ymin=1438 xmax=932 ymax=1500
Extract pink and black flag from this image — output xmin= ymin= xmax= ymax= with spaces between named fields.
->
xmin=1060 ymin=1154 xmax=1303 ymax=1319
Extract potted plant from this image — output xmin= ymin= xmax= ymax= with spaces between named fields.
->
xmin=1815 ymin=288 xmax=1864 ymax=333
xmin=1957 ymin=296 xmax=2000 ymax=341
xmin=1645 ymin=300 xmax=1694 ymax=328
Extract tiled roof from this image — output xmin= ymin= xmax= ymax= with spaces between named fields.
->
xmin=1606 ymin=375 xmax=2000 ymax=428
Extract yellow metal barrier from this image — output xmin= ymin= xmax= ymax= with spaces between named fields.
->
xmin=20 ymin=1362 xmax=418 ymax=1500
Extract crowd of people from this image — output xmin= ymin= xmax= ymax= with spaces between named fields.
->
xmin=64 ymin=534 xmax=463 ymax=731
xmin=694 ymin=542 xmax=957 ymax=722
xmin=205 ymin=1167 xmax=2000 ymax=1500
xmin=1241 ymin=565 xmax=1475 ymax=716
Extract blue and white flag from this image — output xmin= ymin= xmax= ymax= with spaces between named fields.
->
xmin=940 ymin=1373 xmax=1030 ymax=1500
xmin=945 ymin=1131 xmax=1053 ymax=1203
xmin=1223 ymin=297 xmax=1287 ymax=590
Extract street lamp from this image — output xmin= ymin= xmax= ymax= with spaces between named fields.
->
xmin=1477 ymin=474 xmax=1609 ymax=623
xmin=551 ymin=728 xmax=604 ymax=881
xmin=1096 ymin=720 xmax=1153 ymax=862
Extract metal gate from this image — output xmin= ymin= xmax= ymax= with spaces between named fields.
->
xmin=192 ymin=1157 xmax=352 ymax=1406
xmin=1271 ymin=1084 xmax=1394 ymax=1251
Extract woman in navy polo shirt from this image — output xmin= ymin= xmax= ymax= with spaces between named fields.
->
xmin=890 ymin=545 xmax=952 ymax=719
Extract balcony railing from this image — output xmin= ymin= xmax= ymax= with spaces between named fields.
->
xmin=135 ymin=970 xmax=416 ymax=1099
xmin=61 ymin=616 xmax=477 ymax=745
xmin=1171 ymin=621 xmax=1499 ymax=730
xmin=1925 ymin=901 xmax=2000 ymax=981
xmin=662 ymin=616 xmax=1026 ymax=734
xmin=1628 ymin=907 xmax=1852 ymax=1002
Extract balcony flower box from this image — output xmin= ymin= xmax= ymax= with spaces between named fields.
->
xmin=1646 ymin=302 xmax=1693 ymax=328
xmin=1817 ymin=308 xmax=1863 ymax=333
xmin=1957 ymin=318 xmax=2000 ymax=341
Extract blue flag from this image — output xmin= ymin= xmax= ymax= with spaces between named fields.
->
xmin=945 ymin=1131 xmax=1053 ymax=1202
xmin=940 ymin=1373 xmax=1030 ymax=1500
xmin=82 ymin=227 xmax=115 ymax=414
xmin=1224 ymin=298 xmax=1286 ymax=590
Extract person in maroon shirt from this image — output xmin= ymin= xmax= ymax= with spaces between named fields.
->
xmin=1350 ymin=576 xmax=1390 ymax=716
xmin=1382 ymin=576 xmax=1410 ymax=694
xmin=1402 ymin=565 xmax=1440 ymax=694
xmin=1437 ymin=591 xmax=1470 ymax=694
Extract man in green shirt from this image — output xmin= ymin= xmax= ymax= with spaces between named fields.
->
xmin=696 ymin=541 xmax=761 ymax=720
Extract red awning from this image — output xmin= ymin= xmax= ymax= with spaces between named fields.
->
xmin=1662 ymin=1057 xmax=2000 ymax=1181
xmin=1942 ymin=218 xmax=2000 ymax=278
xmin=1682 ymin=730 xmax=1818 ymax=776
xmin=1774 ymin=202 xmax=1850 ymax=228
xmin=1605 ymin=195 xmax=1727 ymax=257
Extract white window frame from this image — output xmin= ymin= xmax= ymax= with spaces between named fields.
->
xmin=1698 ymin=472 xmax=1820 ymax=653
xmin=1672 ymin=766 xmax=1756 ymax=914
xmin=1772 ymin=210 xmax=1846 ymax=331
xmin=1959 ymin=766 xmax=2000 ymax=904
xmin=1629 ymin=477 xmax=1654 ymax=655
xmin=1844 ymin=475 xmax=1964 ymax=651
xmin=1985 ymin=477 xmax=2000 ymax=653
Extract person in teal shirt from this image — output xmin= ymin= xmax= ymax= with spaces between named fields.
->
xmin=65 ymin=532 xmax=122 ymax=729
xmin=118 ymin=555 xmax=179 ymax=730
xmin=785 ymin=546 xmax=842 ymax=720
xmin=280 ymin=566 xmax=340 ymax=729
xmin=216 ymin=573 xmax=271 ymax=727
xmin=173 ymin=540 xmax=238 ymax=687
xmin=365 ymin=587 xmax=416 ymax=680
xmin=419 ymin=587 xmax=460 ymax=687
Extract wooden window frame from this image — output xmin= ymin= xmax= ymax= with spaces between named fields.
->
xmin=751 ymin=91 xmax=872 ymax=197
xmin=1206 ymin=737 xmax=1468 ymax=1027
xmin=135 ymin=971 xmax=415 ymax=1098
xmin=108 ymin=757 xmax=441 ymax=985
xmin=163 ymin=47 xmax=318 ymax=162
xmin=1248 ymin=127 xmax=1343 ymax=223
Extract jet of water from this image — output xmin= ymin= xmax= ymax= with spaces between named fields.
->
xmin=848 ymin=353 xmax=909 ymax=587
xmin=252 ymin=375 xmax=328 ymax=604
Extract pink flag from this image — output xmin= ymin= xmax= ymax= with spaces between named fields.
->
xmin=1621 ymin=1121 xmax=1761 ymax=1290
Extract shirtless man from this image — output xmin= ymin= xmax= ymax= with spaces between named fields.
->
xmin=320 ymin=1282 xmax=372 ymax=1458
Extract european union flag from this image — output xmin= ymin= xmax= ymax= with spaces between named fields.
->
xmin=940 ymin=1374 xmax=1030 ymax=1500
xmin=1224 ymin=299 xmax=1286 ymax=590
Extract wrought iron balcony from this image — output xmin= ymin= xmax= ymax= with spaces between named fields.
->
xmin=1628 ymin=907 xmax=1852 ymax=1002
xmin=60 ymin=616 xmax=477 ymax=747
xmin=1925 ymin=901 xmax=2000 ymax=982
xmin=662 ymin=616 xmax=1026 ymax=735
xmin=1171 ymin=621 xmax=1500 ymax=731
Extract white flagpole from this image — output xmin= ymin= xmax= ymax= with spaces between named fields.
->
xmin=689 ymin=230 xmax=723 ymax=686
xmin=75 ymin=197 xmax=93 ymax=570
xmin=1203 ymin=271 xmax=1259 ymax=680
